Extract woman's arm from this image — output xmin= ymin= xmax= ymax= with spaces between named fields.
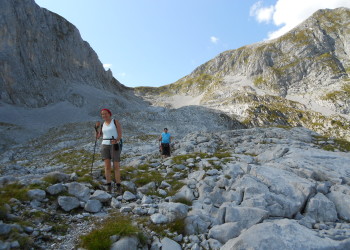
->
xmin=115 ymin=119 xmax=122 ymax=142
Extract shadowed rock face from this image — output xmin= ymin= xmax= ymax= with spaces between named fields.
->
xmin=0 ymin=0 xmax=126 ymax=107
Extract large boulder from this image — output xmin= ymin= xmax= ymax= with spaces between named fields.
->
xmin=66 ymin=182 xmax=90 ymax=202
xmin=221 ymin=219 xmax=350 ymax=250
xmin=90 ymin=190 xmax=112 ymax=203
xmin=84 ymin=200 xmax=102 ymax=213
xmin=327 ymin=185 xmax=350 ymax=222
xmin=27 ymin=189 xmax=46 ymax=201
xmin=46 ymin=183 xmax=66 ymax=195
xmin=160 ymin=237 xmax=181 ymax=250
xmin=58 ymin=196 xmax=80 ymax=212
xmin=110 ymin=236 xmax=139 ymax=250
xmin=244 ymin=166 xmax=316 ymax=217
xmin=208 ymin=222 xmax=241 ymax=244
xmin=305 ymin=193 xmax=337 ymax=222
xmin=159 ymin=202 xmax=188 ymax=223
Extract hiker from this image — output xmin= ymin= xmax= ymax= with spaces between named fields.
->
xmin=159 ymin=127 xmax=171 ymax=158
xmin=96 ymin=108 xmax=122 ymax=193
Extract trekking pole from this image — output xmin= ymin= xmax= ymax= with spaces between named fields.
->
xmin=91 ymin=122 xmax=100 ymax=178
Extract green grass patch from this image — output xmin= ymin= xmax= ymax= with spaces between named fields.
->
xmin=146 ymin=218 xmax=186 ymax=237
xmin=172 ymin=197 xmax=192 ymax=206
xmin=80 ymin=213 xmax=145 ymax=250
xmin=0 ymin=183 xmax=30 ymax=204
xmin=132 ymin=170 xmax=164 ymax=187
xmin=172 ymin=153 xmax=209 ymax=164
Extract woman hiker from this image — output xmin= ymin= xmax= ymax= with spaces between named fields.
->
xmin=96 ymin=108 xmax=122 ymax=193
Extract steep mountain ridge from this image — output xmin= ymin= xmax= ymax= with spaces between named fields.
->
xmin=136 ymin=8 xmax=350 ymax=140
xmin=0 ymin=0 xmax=136 ymax=109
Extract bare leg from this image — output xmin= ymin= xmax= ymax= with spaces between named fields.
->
xmin=104 ymin=159 xmax=112 ymax=183
xmin=114 ymin=161 xmax=121 ymax=184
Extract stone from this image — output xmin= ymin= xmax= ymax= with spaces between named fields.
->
xmin=46 ymin=183 xmax=65 ymax=195
xmin=160 ymin=237 xmax=182 ymax=250
xmin=305 ymin=193 xmax=337 ymax=222
xmin=224 ymin=206 xmax=269 ymax=227
xmin=141 ymin=195 xmax=153 ymax=204
xmin=121 ymin=181 xmax=137 ymax=192
xmin=27 ymin=189 xmax=46 ymax=201
xmin=111 ymin=198 xmax=121 ymax=209
xmin=90 ymin=190 xmax=112 ymax=202
xmin=221 ymin=219 xmax=350 ymax=250
xmin=208 ymin=222 xmax=241 ymax=244
xmin=159 ymin=202 xmax=189 ymax=223
xmin=150 ymin=213 xmax=168 ymax=224
xmin=110 ymin=236 xmax=139 ymax=250
xmin=122 ymin=191 xmax=136 ymax=201
xmin=174 ymin=185 xmax=195 ymax=201
xmin=138 ymin=182 xmax=156 ymax=193
xmin=58 ymin=196 xmax=80 ymax=212
xmin=120 ymin=206 xmax=132 ymax=213
xmin=327 ymin=185 xmax=350 ymax=222
xmin=66 ymin=182 xmax=90 ymax=202
xmin=207 ymin=239 xmax=222 ymax=250
xmin=0 ymin=223 xmax=11 ymax=235
xmin=84 ymin=200 xmax=102 ymax=213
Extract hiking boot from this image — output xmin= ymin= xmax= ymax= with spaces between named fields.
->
xmin=103 ymin=183 xmax=112 ymax=193
xmin=115 ymin=183 xmax=122 ymax=195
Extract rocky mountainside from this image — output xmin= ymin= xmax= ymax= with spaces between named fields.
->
xmin=0 ymin=1 xmax=350 ymax=250
xmin=135 ymin=8 xmax=350 ymax=140
xmin=1 ymin=126 xmax=350 ymax=249
xmin=0 ymin=0 xmax=133 ymax=108
xmin=0 ymin=0 xmax=243 ymax=151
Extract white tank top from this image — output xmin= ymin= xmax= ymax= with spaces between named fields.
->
xmin=102 ymin=119 xmax=118 ymax=145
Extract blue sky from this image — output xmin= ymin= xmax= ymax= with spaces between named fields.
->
xmin=34 ymin=0 xmax=350 ymax=88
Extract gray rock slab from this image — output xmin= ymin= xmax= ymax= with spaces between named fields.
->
xmin=159 ymin=202 xmax=189 ymax=223
xmin=84 ymin=199 xmax=102 ymax=213
xmin=90 ymin=190 xmax=112 ymax=202
xmin=122 ymin=191 xmax=136 ymax=201
xmin=225 ymin=206 xmax=269 ymax=227
xmin=327 ymin=185 xmax=350 ymax=222
xmin=58 ymin=196 xmax=80 ymax=212
xmin=110 ymin=236 xmax=139 ymax=250
xmin=160 ymin=237 xmax=181 ymax=250
xmin=221 ymin=219 xmax=350 ymax=250
xmin=46 ymin=183 xmax=65 ymax=195
xmin=66 ymin=182 xmax=90 ymax=202
xmin=174 ymin=185 xmax=195 ymax=201
xmin=305 ymin=193 xmax=337 ymax=222
xmin=27 ymin=189 xmax=46 ymax=201
xmin=208 ymin=222 xmax=241 ymax=244
xmin=151 ymin=213 xmax=168 ymax=224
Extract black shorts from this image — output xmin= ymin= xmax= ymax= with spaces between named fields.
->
xmin=161 ymin=143 xmax=170 ymax=156
xmin=101 ymin=144 xmax=121 ymax=162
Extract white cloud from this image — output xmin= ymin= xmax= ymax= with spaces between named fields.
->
xmin=118 ymin=72 xmax=126 ymax=77
xmin=103 ymin=63 xmax=112 ymax=70
xmin=251 ymin=0 xmax=350 ymax=39
xmin=210 ymin=36 xmax=219 ymax=44
xmin=250 ymin=1 xmax=275 ymax=23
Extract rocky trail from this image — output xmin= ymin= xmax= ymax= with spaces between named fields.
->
xmin=1 ymin=126 xmax=350 ymax=249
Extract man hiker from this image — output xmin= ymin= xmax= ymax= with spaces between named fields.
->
xmin=159 ymin=128 xmax=171 ymax=158
xmin=96 ymin=108 xmax=123 ymax=193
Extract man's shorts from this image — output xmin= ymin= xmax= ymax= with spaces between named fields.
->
xmin=161 ymin=143 xmax=170 ymax=156
xmin=101 ymin=144 xmax=121 ymax=162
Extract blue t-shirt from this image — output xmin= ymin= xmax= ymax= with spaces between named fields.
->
xmin=161 ymin=132 xmax=171 ymax=143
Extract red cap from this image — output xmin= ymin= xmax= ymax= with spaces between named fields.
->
xmin=100 ymin=108 xmax=112 ymax=116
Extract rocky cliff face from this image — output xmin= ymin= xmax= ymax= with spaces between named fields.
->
xmin=136 ymin=8 xmax=350 ymax=140
xmin=0 ymin=0 xmax=130 ymax=108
